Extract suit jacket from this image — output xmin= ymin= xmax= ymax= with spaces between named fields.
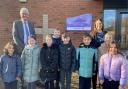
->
xmin=12 ymin=20 xmax=36 ymax=53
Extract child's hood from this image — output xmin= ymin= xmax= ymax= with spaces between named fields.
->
xmin=79 ymin=43 xmax=94 ymax=48
xmin=42 ymin=43 xmax=57 ymax=49
xmin=25 ymin=43 xmax=39 ymax=49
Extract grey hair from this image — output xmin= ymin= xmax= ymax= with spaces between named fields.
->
xmin=20 ymin=7 xmax=29 ymax=15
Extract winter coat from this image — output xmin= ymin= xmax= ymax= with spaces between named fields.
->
xmin=76 ymin=43 xmax=97 ymax=78
xmin=91 ymin=31 xmax=106 ymax=48
xmin=59 ymin=42 xmax=76 ymax=72
xmin=21 ymin=44 xmax=41 ymax=82
xmin=98 ymin=42 xmax=108 ymax=61
xmin=0 ymin=54 xmax=22 ymax=83
xmin=40 ymin=43 xmax=59 ymax=82
xmin=52 ymin=37 xmax=61 ymax=46
xmin=99 ymin=53 xmax=127 ymax=87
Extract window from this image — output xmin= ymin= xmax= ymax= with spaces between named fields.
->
xmin=104 ymin=10 xmax=116 ymax=37
xmin=103 ymin=9 xmax=128 ymax=49
xmin=120 ymin=13 xmax=128 ymax=49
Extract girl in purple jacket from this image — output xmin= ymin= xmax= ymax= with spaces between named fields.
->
xmin=99 ymin=41 xmax=127 ymax=89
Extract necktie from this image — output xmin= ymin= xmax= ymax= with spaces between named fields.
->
xmin=24 ymin=21 xmax=30 ymax=37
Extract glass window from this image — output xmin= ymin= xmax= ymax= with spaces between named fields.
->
xmin=103 ymin=10 xmax=116 ymax=37
xmin=120 ymin=13 xmax=128 ymax=49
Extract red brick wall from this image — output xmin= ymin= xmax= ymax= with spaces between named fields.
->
xmin=0 ymin=0 xmax=103 ymax=54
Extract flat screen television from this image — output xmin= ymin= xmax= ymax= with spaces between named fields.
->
xmin=66 ymin=13 xmax=92 ymax=31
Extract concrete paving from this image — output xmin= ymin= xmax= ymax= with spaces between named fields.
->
xmin=0 ymin=79 xmax=4 ymax=89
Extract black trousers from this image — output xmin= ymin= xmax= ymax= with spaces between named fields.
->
xmin=103 ymin=78 xmax=119 ymax=89
xmin=92 ymin=74 xmax=97 ymax=89
xmin=45 ymin=80 xmax=54 ymax=89
xmin=92 ymin=62 xmax=98 ymax=89
xmin=60 ymin=71 xmax=71 ymax=89
xmin=55 ymin=71 xmax=60 ymax=89
xmin=79 ymin=76 xmax=91 ymax=89
xmin=4 ymin=80 xmax=17 ymax=89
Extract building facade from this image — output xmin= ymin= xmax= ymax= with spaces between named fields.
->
xmin=0 ymin=0 xmax=103 ymax=54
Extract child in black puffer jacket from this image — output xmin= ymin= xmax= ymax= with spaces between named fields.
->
xmin=59 ymin=33 xmax=76 ymax=89
xmin=40 ymin=34 xmax=59 ymax=89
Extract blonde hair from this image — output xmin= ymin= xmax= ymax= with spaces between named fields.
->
xmin=4 ymin=41 xmax=17 ymax=55
xmin=45 ymin=34 xmax=52 ymax=39
xmin=104 ymin=32 xmax=113 ymax=41
xmin=92 ymin=19 xmax=103 ymax=36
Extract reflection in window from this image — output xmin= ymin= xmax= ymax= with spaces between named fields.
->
xmin=121 ymin=14 xmax=128 ymax=49
xmin=104 ymin=10 xmax=116 ymax=37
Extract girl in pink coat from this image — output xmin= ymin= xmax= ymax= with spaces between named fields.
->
xmin=99 ymin=41 xmax=127 ymax=89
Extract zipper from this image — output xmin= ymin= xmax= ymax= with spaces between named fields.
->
xmin=85 ymin=47 xmax=88 ymax=65
xmin=29 ymin=49 xmax=33 ymax=82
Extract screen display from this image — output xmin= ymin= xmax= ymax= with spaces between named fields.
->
xmin=66 ymin=13 xmax=92 ymax=31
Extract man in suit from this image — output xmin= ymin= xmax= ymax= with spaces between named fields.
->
xmin=12 ymin=7 xmax=36 ymax=55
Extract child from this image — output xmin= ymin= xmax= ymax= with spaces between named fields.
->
xmin=76 ymin=33 xmax=97 ymax=89
xmin=52 ymin=29 xmax=61 ymax=46
xmin=90 ymin=19 xmax=106 ymax=48
xmin=21 ymin=35 xmax=40 ymax=89
xmin=98 ymin=32 xmax=113 ymax=58
xmin=90 ymin=19 xmax=106 ymax=89
xmin=99 ymin=41 xmax=127 ymax=89
xmin=52 ymin=29 xmax=61 ymax=89
xmin=40 ymin=34 xmax=59 ymax=89
xmin=61 ymin=32 xmax=72 ymax=44
xmin=0 ymin=42 xmax=22 ymax=89
xmin=59 ymin=33 xmax=76 ymax=89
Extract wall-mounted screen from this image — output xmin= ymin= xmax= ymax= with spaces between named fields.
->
xmin=66 ymin=13 xmax=92 ymax=31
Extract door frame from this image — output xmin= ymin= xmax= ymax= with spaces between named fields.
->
xmin=116 ymin=10 xmax=128 ymax=49
xmin=103 ymin=9 xmax=128 ymax=49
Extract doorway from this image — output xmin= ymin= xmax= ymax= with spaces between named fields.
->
xmin=103 ymin=9 xmax=128 ymax=49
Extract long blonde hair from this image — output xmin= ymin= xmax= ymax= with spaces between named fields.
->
xmin=91 ymin=19 xmax=103 ymax=36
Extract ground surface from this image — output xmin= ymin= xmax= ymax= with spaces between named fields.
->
xmin=0 ymin=73 xmax=128 ymax=89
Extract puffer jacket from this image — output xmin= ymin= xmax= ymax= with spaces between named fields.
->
xmin=91 ymin=31 xmax=106 ymax=48
xmin=99 ymin=53 xmax=127 ymax=87
xmin=0 ymin=54 xmax=22 ymax=83
xmin=40 ymin=43 xmax=59 ymax=81
xmin=21 ymin=44 xmax=41 ymax=82
xmin=59 ymin=42 xmax=76 ymax=72
xmin=76 ymin=43 xmax=97 ymax=78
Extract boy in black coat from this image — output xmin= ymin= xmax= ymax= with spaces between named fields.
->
xmin=59 ymin=33 xmax=76 ymax=89
xmin=40 ymin=34 xmax=59 ymax=89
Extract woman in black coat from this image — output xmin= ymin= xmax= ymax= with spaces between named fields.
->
xmin=40 ymin=34 xmax=59 ymax=89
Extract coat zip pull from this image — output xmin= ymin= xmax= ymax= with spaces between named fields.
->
xmin=86 ymin=47 xmax=88 ymax=65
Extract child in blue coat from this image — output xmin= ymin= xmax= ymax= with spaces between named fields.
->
xmin=0 ymin=42 xmax=22 ymax=89
xmin=76 ymin=33 xmax=97 ymax=89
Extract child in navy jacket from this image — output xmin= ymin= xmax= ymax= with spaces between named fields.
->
xmin=0 ymin=42 xmax=22 ymax=89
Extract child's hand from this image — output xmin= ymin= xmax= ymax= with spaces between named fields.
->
xmin=16 ymin=77 xmax=21 ymax=81
xmin=75 ymin=71 xmax=79 ymax=74
xmin=0 ymin=76 xmax=2 ymax=80
xmin=100 ymin=80 xmax=104 ymax=85
xmin=119 ymin=85 xmax=125 ymax=89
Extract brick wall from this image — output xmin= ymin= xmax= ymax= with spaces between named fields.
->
xmin=0 ymin=0 xmax=103 ymax=54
